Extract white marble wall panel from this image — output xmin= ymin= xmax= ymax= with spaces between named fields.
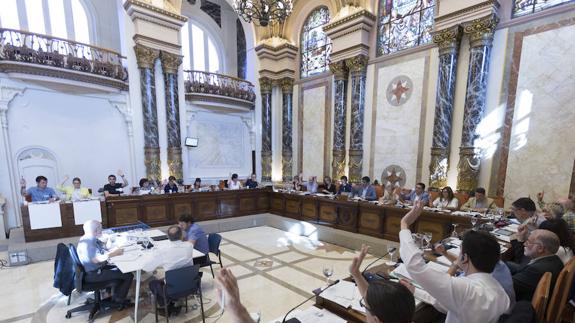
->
xmin=504 ymin=24 xmax=575 ymax=203
xmin=302 ymin=86 xmax=326 ymax=178
xmin=373 ymin=57 xmax=426 ymax=188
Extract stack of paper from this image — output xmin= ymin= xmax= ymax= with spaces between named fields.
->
xmin=321 ymin=280 xmax=358 ymax=309
xmin=268 ymin=306 xmax=347 ymax=323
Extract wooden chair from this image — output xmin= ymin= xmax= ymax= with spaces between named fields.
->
xmin=428 ymin=191 xmax=440 ymax=207
xmin=375 ymin=185 xmax=384 ymax=199
xmin=532 ymin=272 xmax=552 ymax=323
xmin=546 ymin=257 xmax=575 ymax=323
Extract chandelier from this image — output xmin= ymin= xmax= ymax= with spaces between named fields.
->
xmin=233 ymin=0 xmax=293 ymax=27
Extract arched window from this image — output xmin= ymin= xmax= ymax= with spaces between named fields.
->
xmin=0 ymin=0 xmax=91 ymax=43
xmin=181 ymin=21 xmax=222 ymax=74
xmin=376 ymin=0 xmax=435 ymax=56
xmin=300 ymin=7 xmax=332 ymax=78
xmin=513 ymin=0 xmax=575 ymax=18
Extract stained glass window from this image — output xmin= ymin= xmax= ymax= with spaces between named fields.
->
xmin=512 ymin=0 xmax=575 ymax=18
xmin=376 ymin=0 xmax=435 ymax=56
xmin=300 ymin=6 xmax=332 ymax=78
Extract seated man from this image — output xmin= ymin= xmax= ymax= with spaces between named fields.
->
xmin=148 ymin=225 xmax=194 ymax=314
xmin=337 ymin=175 xmax=352 ymax=194
xmin=177 ymin=214 xmax=209 ymax=255
xmin=306 ymin=176 xmax=318 ymax=193
xmin=164 ymin=176 xmax=179 ymax=194
xmin=461 ymin=187 xmax=495 ymax=212
xmin=353 ymin=176 xmax=377 ymax=201
xmin=508 ymin=229 xmax=564 ymax=301
xmin=245 ymin=174 xmax=258 ymax=189
xmin=399 ymin=201 xmax=510 ymax=322
xmin=511 ymin=197 xmax=545 ymax=230
xmin=20 ymin=175 xmax=58 ymax=202
xmin=103 ymin=171 xmax=129 ymax=197
xmin=321 ymin=176 xmax=337 ymax=194
xmin=76 ymin=220 xmax=133 ymax=308
xmin=399 ymin=182 xmax=430 ymax=205
xmin=57 ymin=176 xmax=91 ymax=201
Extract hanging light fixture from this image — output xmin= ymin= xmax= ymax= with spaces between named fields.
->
xmin=233 ymin=0 xmax=293 ymax=27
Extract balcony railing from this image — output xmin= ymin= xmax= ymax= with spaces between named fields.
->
xmin=184 ymin=70 xmax=256 ymax=107
xmin=0 ymin=28 xmax=128 ymax=89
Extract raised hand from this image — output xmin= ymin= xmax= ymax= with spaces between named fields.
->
xmin=401 ymin=200 xmax=425 ymax=229
xmin=20 ymin=178 xmax=26 ymax=188
xmin=349 ymin=244 xmax=370 ymax=278
xmin=117 ymin=169 xmax=124 ymax=177
xmin=537 ymin=191 xmax=544 ymax=202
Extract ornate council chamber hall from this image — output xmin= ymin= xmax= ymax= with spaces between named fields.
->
xmin=0 ymin=0 xmax=574 ymax=322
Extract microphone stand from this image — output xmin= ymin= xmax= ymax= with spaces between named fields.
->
xmin=281 ymin=279 xmax=341 ymax=323
xmin=361 ymin=247 xmax=396 ymax=281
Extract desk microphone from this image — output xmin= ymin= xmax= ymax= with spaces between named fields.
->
xmin=361 ymin=247 xmax=396 ymax=281
xmin=281 ymin=279 xmax=340 ymax=323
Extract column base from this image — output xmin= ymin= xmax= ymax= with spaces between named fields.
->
xmin=429 ymin=147 xmax=449 ymax=190
xmin=282 ymin=151 xmax=293 ymax=182
xmin=332 ymin=150 xmax=346 ymax=180
xmin=456 ymin=146 xmax=480 ymax=193
xmin=167 ymin=146 xmax=183 ymax=181
xmin=348 ymin=149 xmax=363 ymax=183
xmin=261 ymin=150 xmax=272 ymax=182
xmin=144 ymin=147 xmax=162 ymax=183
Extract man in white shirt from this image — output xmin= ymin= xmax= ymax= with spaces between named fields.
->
xmin=399 ymin=201 xmax=510 ymax=323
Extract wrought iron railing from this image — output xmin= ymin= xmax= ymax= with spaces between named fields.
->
xmin=0 ymin=28 xmax=128 ymax=81
xmin=184 ymin=70 xmax=256 ymax=103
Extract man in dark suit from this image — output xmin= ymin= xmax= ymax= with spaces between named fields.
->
xmin=353 ymin=176 xmax=377 ymax=201
xmin=508 ymin=229 xmax=564 ymax=301
xmin=337 ymin=175 xmax=352 ymax=194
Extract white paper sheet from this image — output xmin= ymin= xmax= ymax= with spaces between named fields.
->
xmin=436 ymin=256 xmax=452 ymax=266
xmin=268 ymin=306 xmax=347 ymax=323
xmin=28 ymin=202 xmax=62 ymax=229
xmin=320 ymin=280 xmax=358 ymax=308
xmin=72 ymin=200 xmax=102 ymax=225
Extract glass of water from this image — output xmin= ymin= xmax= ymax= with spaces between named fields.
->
xmin=322 ymin=264 xmax=334 ymax=285
xmin=387 ymin=246 xmax=396 ymax=265
xmin=423 ymin=232 xmax=433 ymax=249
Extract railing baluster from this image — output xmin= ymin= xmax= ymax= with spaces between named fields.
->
xmin=183 ymin=70 xmax=255 ymax=105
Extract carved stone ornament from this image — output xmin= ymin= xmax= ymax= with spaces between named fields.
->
xmin=381 ymin=165 xmax=406 ymax=190
xmin=329 ymin=60 xmax=349 ymax=81
xmin=134 ymin=44 xmax=160 ymax=69
xmin=332 ymin=149 xmax=346 ymax=180
xmin=463 ymin=14 xmax=499 ymax=48
xmin=345 ymin=54 xmax=368 ymax=73
xmin=160 ymin=51 xmax=183 ymax=75
xmin=259 ymin=77 xmax=273 ymax=94
xmin=429 ymin=147 xmax=449 ymax=189
xmin=456 ymin=146 xmax=481 ymax=193
xmin=386 ymin=75 xmax=413 ymax=106
xmin=282 ymin=151 xmax=293 ymax=182
xmin=280 ymin=78 xmax=294 ymax=93
xmin=167 ymin=146 xmax=183 ymax=180
xmin=144 ymin=146 xmax=162 ymax=182
xmin=261 ymin=150 xmax=272 ymax=182
xmin=432 ymin=25 xmax=463 ymax=56
xmin=348 ymin=149 xmax=363 ymax=183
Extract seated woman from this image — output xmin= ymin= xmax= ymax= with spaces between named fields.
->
xmin=539 ymin=218 xmax=575 ymax=264
xmin=321 ymin=176 xmax=337 ymax=194
xmin=138 ymin=178 xmax=152 ymax=195
xmin=191 ymin=177 xmax=202 ymax=192
xmin=57 ymin=175 xmax=91 ymax=201
xmin=164 ymin=176 xmax=178 ymax=194
xmin=228 ymin=173 xmax=242 ymax=190
xmin=432 ymin=186 xmax=459 ymax=210
xmin=292 ymin=175 xmax=303 ymax=191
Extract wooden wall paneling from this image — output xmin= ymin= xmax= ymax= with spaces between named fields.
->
xmin=195 ymin=197 xmax=219 ymax=221
xmin=219 ymin=193 xmax=238 ymax=218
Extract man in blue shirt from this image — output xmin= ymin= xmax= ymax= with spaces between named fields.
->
xmin=178 ymin=214 xmax=209 ymax=255
xmin=20 ymin=176 xmax=58 ymax=202
xmin=353 ymin=176 xmax=377 ymax=201
xmin=400 ymin=182 xmax=430 ymax=205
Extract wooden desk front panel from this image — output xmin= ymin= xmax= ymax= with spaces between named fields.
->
xmin=358 ymin=204 xmax=384 ymax=237
xmin=284 ymin=195 xmax=302 ymax=219
xmin=318 ymin=200 xmax=337 ymax=226
xmin=336 ymin=203 xmax=358 ymax=232
xmin=301 ymin=197 xmax=318 ymax=221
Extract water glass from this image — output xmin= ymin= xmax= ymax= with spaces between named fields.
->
xmin=423 ymin=232 xmax=433 ymax=249
xmin=322 ymin=265 xmax=334 ymax=285
xmin=387 ymin=246 xmax=396 ymax=264
xmin=451 ymin=224 xmax=459 ymax=238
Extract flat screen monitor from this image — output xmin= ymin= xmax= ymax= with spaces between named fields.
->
xmin=185 ymin=137 xmax=198 ymax=147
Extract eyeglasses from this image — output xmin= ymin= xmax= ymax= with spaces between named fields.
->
xmin=524 ymin=239 xmax=542 ymax=247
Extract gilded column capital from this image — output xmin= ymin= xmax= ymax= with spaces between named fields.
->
xmin=433 ymin=25 xmax=463 ymax=56
xmin=160 ymin=51 xmax=183 ymax=74
xmin=463 ymin=14 xmax=499 ymax=48
xmin=329 ymin=60 xmax=348 ymax=81
xmin=134 ymin=44 xmax=159 ymax=69
xmin=280 ymin=78 xmax=294 ymax=94
xmin=259 ymin=77 xmax=273 ymax=94
xmin=345 ymin=55 xmax=368 ymax=73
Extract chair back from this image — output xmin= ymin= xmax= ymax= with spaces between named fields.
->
xmin=546 ymin=257 xmax=575 ymax=323
xmin=208 ymin=233 xmax=222 ymax=255
xmin=164 ymin=265 xmax=201 ymax=300
xmin=531 ymin=272 xmax=552 ymax=323
xmin=68 ymin=244 xmax=85 ymax=292
xmin=375 ymin=185 xmax=384 ymax=199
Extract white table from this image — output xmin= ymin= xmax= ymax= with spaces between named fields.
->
xmin=108 ymin=230 xmax=205 ymax=322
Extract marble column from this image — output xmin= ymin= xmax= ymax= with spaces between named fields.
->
xmin=329 ymin=60 xmax=349 ymax=180
xmin=428 ymin=26 xmax=463 ymax=190
xmin=345 ymin=55 xmax=368 ymax=183
xmin=260 ymin=77 xmax=273 ymax=182
xmin=160 ymin=51 xmax=183 ymax=181
xmin=134 ymin=44 xmax=161 ymax=182
xmin=457 ymin=15 xmax=498 ymax=192
xmin=281 ymin=78 xmax=294 ymax=182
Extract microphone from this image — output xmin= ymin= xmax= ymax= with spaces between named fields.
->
xmin=361 ymin=247 xmax=396 ymax=282
xmin=281 ymin=279 xmax=341 ymax=323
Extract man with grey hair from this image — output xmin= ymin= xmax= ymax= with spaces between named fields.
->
xmin=76 ymin=220 xmax=134 ymax=308
xmin=508 ymin=229 xmax=564 ymax=301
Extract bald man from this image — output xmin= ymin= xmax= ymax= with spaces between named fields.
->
xmin=77 ymin=220 xmax=134 ymax=308
xmin=508 ymin=229 xmax=564 ymax=301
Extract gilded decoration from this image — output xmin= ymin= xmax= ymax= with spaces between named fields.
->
xmin=261 ymin=151 xmax=272 ymax=182
xmin=167 ymin=146 xmax=183 ymax=180
xmin=280 ymin=78 xmax=294 ymax=93
xmin=329 ymin=60 xmax=349 ymax=81
xmin=282 ymin=151 xmax=293 ymax=182
xmin=456 ymin=147 xmax=481 ymax=192
xmin=160 ymin=51 xmax=183 ymax=74
xmin=134 ymin=44 xmax=159 ymax=69
xmin=332 ymin=149 xmax=346 ymax=180
xmin=345 ymin=54 xmax=368 ymax=73
xmin=144 ymin=147 xmax=162 ymax=182
xmin=429 ymin=147 xmax=448 ymax=189
xmin=462 ymin=14 xmax=499 ymax=48
xmin=348 ymin=149 xmax=363 ymax=183
xmin=432 ymin=25 xmax=463 ymax=56
xmin=259 ymin=77 xmax=273 ymax=94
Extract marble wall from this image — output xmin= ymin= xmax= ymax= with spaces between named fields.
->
xmin=301 ymin=86 xmax=327 ymax=179
xmin=373 ymin=57 xmax=427 ymax=189
xmin=503 ymin=23 xmax=575 ymax=203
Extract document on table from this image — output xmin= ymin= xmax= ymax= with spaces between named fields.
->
xmin=28 ymin=203 xmax=62 ymax=229
xmin=436 ymin=256 xmax=452 ymax=266
xmin=320 ymin=280 xmax=358 ymax=308
xmin=268 ymin=306 xmax=347 ymax=323
xmin=72 ymin=200 xmax=102 ymax=225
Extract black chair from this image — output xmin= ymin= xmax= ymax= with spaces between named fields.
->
xmin=65 ymin=244 xmax=119 ymax=323
xmin=154 ymin=264 xmax=205 ymax=323
xmin=200 ymin=233 xmax=223 ymax=278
